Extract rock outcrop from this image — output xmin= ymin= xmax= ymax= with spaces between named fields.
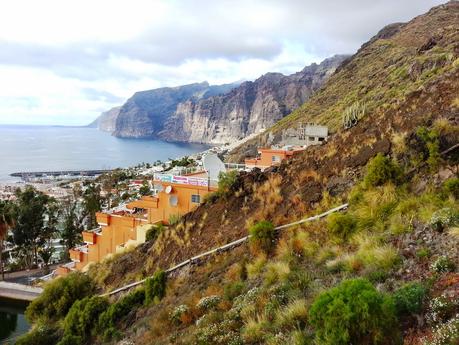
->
xmin=93 ymin=55 xmax=348 ymax=143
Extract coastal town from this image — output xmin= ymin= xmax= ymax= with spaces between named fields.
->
xmin=0 ymin=123 xmax=328 ymax=281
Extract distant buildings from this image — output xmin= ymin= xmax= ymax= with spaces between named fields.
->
xmin=245 ymin=123 xmax=328 ymax=171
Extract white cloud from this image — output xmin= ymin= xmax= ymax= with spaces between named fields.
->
xmin=0 ymin=0 xmax=446 ymax=125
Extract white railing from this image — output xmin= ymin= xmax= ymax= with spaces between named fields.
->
xmin=154 ymin=173 xmax=209 ymax=187
xmin=101 ymin=203 xmax=348 ymax=297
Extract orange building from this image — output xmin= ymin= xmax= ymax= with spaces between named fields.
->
xmin=245 ymin=147 xmax=306 ymax=170
xmin=62 ymin=171 xmax=218 ymax=273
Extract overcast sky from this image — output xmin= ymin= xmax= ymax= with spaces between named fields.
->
xmin=0 ymin=0 xmax=445 ymax=126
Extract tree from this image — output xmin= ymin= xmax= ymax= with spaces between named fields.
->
xmin=139 ymin=180 xmax=151 ymax=196
xmin=0 ymin=200 xmax=14 ymax=279
xmin=10 ymin=186 xmax=56 ymax=268
xmin=82 ymin=182 xmax=103 ymax=229
xmin=60 ymin=197 xmax=83 ymax=260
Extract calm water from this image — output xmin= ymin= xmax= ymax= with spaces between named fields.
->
xmin=0 ymin=125 xmax=209 ymax=183
xmin=0 ymin=298 xmax=30 ymax=344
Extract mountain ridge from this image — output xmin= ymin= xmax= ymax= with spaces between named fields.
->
xmin=92 ymin=55 xmax=348 ymax=143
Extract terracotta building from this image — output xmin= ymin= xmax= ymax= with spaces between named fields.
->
xmin=245 ymin=147 xmax=306 ymax=170
xmin=59 ymin=170 xmax=218 ymax=274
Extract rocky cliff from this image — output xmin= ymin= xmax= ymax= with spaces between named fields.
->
xmin=94 ymin=55 xmax=347 ymax=143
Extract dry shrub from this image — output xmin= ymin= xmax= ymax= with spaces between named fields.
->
xmin=252 ymin=174 xmax=283 ymax=220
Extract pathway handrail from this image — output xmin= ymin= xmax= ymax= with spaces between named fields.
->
xmin=101 ymin=203 xmax=348 ymax=297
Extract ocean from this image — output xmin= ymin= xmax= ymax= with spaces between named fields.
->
xmin=0 ymin=125 xmax=209 ymax=183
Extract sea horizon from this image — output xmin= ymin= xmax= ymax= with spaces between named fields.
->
xmin=0 ymin=125 xmax=209 ymax=183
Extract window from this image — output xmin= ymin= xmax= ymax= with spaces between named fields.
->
xmin=191 ymin=194 xmax=201 ymax=203
xmin=309 ymin=136 xmax=316 ymax=141
xmin=318 ymin=137 xmax=325 ymax=142
xmin=272 ymin=155 xmax=281 ymax=162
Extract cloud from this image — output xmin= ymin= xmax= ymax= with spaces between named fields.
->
xmin=0 ymin=0 xmax=445 ymax=125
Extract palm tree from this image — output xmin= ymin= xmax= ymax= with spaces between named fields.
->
xmin=0 ymin=200 xmax=14 ymax=280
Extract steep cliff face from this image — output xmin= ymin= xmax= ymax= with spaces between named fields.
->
xmin=94 ymin=55 xmax=347 ymax=143
xmin=92 ymin=106 xmax=121 ymax=132
xmin=160 ymin=55 xmax=347 ymax=143
xmin=111 ymin=82 xmax=238 ymax=138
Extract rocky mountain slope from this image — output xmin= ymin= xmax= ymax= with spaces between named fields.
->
xmin=93 ymin=55 xmax=347 ymax=143
xmin=229 ymin=1 xmax=459 ymax=161
xmin=18 ymin=3 xmax=459 ymax=345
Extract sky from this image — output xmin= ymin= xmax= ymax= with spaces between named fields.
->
xmin=0 ymin=0 xmax=446 ymax=126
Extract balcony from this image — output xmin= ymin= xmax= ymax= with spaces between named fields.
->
xmin=82 ymin=231 xmax=97 ymax=244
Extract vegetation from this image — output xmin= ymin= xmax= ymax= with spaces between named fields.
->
xmin=98 ymin=288 xmax=146 ymax=341
xmin=145 ymin=270 xmax=167 ymax=304
xmin=327 ymin=213 xmax=357 ymax=242
xmin=309 ymin=278 xmax=399 ymax=345
xmin=217 ymin=170 xmax=238 ymax=197
xmin=26 ymin=272 xmax=96 ymax=323
xmin=145 ymin=224 xmax=165 ymax=242
xmin=393 ymin=282 xmax=427 ymax=318
xmin=248 ymin=220 xmax=276 ymax=253
xmin=363 ymin=153 xmax=401 ymax=188
xmin=9 ymin=186 xmax=58 ymax=268
xmin=60 ymin=296 xmax=109 ymax=344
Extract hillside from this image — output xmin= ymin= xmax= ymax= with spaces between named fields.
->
xmin=229 ymin=1 xmax=459 ymax=161
xmin=17 ymin=3 xmax=459 ymax=345
xmin=92 ymin=56 xmax=347 ymax=143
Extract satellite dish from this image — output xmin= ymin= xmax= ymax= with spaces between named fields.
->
xmin=203 ymin=153 xmax=226 ymax=181
xmin=169 ymin=195 xmax=178 ymax=207
xmin=165 ymin=186 xmax=172 ymax=194
xmin=153 ymin=184 xmax=164 ymax=192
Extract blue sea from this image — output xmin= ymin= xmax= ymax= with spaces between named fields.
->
xmin=0 ymin=125 xmax=209 ymax=183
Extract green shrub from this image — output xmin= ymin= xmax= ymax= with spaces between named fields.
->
xmin=393 ymin=282 xmax=427 ymax=318
xmin=364 ymin=153 xmax=401 ymax=188
xmin=217 ymin=170 xmax=238 ymax=197
xmin=15 ymin=325 xmax=60 ymax=345
xmin=443 ymin=178 xmax=459 ymax=199
xmin=98 ymin=288 xmax=145 ymax=339
xmin=145 ymin=270 xmax=167 ymax=304
xmin=224 ymin=281 xmax=245 ymax=301
xmin=416 ymin=126 xmax=440 ymax=171
xmin=62 ymin=296 xmax=109 ymax=342
xmin=57 ymin=334 xmax=83 ymax=345
xmin=248 ymin=220 xmax=276 ymax=252
xmin=327 ymin=213 xmax=357 ymax=242
xmin=309 ymin=278 xmax=399 ymax=345
xmin=146 ymin=224 xmax=164 ymax=242
xmin=26 ymin=272 xmax=95 ymax=323
xmin=168 ymin=213 xmax=181 ymax=225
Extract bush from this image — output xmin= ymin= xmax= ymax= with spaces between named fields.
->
xmin=248 ymin=220 xmax=276 ymax=253
xmin=429 ymin=207 xmax=459 ymax=232
xmin=15 ymin=325 xmax=60 ymax=345
xmin=98 ymin=288 xmax=145 ymax=340
xmin=146 ymin=224 xmax=164 ymax=242
xmin=327 ymin=213 xmax=357 ymax=242
xmin=62 ymin=296 xmax=109 ymax=342
xmin=443 ymin=178 xmax=459 ymax=199
xmin=145 ymin=270 xmax=167 ymax=304
xmin=217 ymin=170 xmax=238 ymax=197
xmin=309 ymin=278 xmax=399 ymax=345
xmin=26 ymin=272 xmax=95 ymax=323
xmin=197 ymin=295 xmax=222 ymax=312
xmin=431 ymin=256 xmax=456 ymax=273
xmin=393 ymin=282 xmax=427 ymax=318
xmin=364 ymin=153 xmax=401 ymax=188
xmin=416 ymin=126 xmax=440 ymax=171
xmin=224 ymin=281 xmax=245 ymax=301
